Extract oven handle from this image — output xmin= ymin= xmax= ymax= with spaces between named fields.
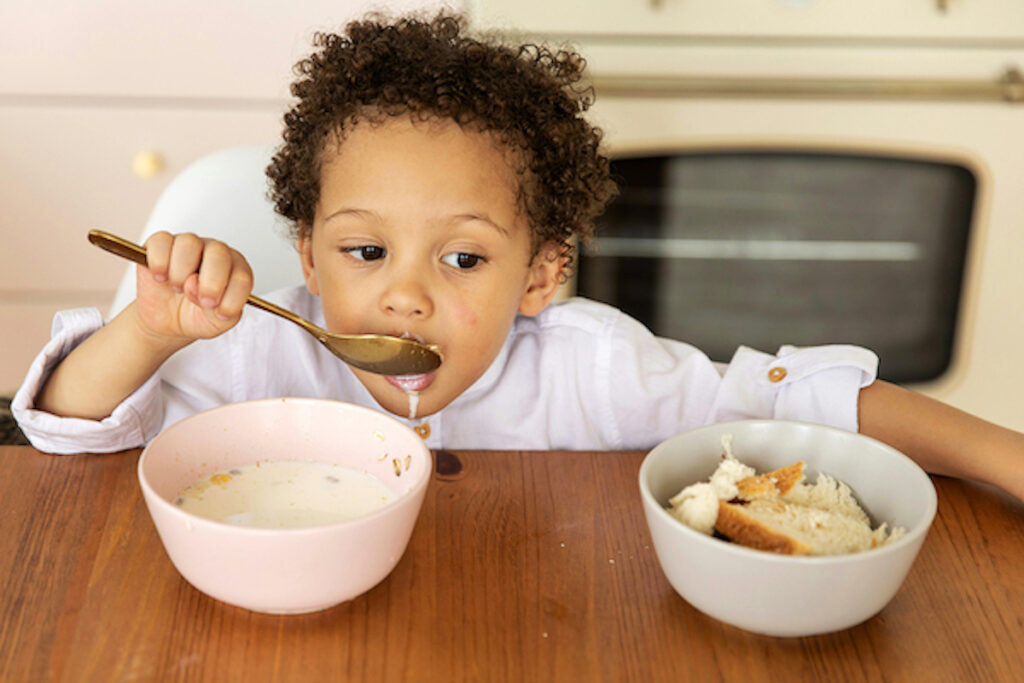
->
xmin=592 ymin=65 xmax=1024 ymax=103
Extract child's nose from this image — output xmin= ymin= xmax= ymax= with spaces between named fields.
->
xmin=379 ymin=274 xmax=433 ymax=319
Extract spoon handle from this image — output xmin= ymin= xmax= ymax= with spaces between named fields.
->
xmin=88 ymin=229 xmax=149 ymax=267
xmin=87 ymin=230 xmax=325 ymax=338
xmin=241 ymin=294 xmax=325 ymax=338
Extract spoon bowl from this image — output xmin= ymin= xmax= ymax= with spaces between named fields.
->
xmin=88 ymin=230 xmax=442 ymax=376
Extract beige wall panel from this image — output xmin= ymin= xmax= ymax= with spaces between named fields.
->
xmin=0 ymin=105 xmax=285 ymax=294
xmin=0 ymin=0 xmax=464 ymax=99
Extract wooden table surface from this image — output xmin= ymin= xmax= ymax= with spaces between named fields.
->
xmin=2 ymin=444 xmax=1023 ymax=682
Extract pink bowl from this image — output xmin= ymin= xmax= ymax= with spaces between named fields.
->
xmin=137 ymin=398 xmax=432 ymax=614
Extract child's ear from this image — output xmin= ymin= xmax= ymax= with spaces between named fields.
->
xmin=298 ymin=232 xmax=320 ymax=296
xmin=518 ymin=245 xmax=566 ymax=316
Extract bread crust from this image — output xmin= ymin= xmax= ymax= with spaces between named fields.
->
xmin=714 ymin=500 xmax=813 ymax=555
xmin=735 ymin=461 xmax=805 ymax=500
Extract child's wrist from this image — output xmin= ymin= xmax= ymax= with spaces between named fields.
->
xmin=123 ymin=303 xmax=194 ymax=358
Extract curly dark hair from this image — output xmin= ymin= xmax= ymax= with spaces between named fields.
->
xmin=266 ymin=12 xmax=617 ymax=266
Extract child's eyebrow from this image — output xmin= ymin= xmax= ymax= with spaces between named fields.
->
xmin=321 ymin=207 xmax=511 ymax=238
xmin=453 ymin=213 xmax=510 ymax=238
xmin=322 ymin=207 xmax=376 ymax=224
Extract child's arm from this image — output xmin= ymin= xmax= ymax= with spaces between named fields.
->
xmin=36 ymin=232 xmax=253 ymax=420
xmin=859 ymin=379 xmax=1024 ymax=502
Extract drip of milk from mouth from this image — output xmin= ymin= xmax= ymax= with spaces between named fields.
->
xmin=406 ymin=390 xmax=420 ymax=420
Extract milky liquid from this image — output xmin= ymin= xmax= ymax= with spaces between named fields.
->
xmin=175 ymin=461 xmax=396 ymax=529
xmin=407 ymin=391 xmax=419 ymax=420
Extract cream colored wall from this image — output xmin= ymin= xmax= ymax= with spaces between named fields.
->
xmin=0 ymin=0 xmax=461 ymax=395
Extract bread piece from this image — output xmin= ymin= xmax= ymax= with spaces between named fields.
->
xmin=666 ymin=435 xmax=906 ymax=556
xmin=667 ymin=455 xmax=756 ymax=534
xmin=735 ymin=461 xmax=804 ymax=500
xmin=715 ymin=499 xmax=814 ymax=555
xmin=714 ymin=472 xmax=904 ymax=556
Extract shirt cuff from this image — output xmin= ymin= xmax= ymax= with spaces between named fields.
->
xmin=713 ymin=344 xmax=878 ymax=433
xmin=11 ymin=307 xmax=164 ymax=454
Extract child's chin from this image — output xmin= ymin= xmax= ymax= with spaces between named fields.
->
xmin=373 ymin=388 xmax=440 ymax=420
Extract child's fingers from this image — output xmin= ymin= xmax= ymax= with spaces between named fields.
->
xmin=181 ymin=273 xmax=202 ymax=304
xmin=166 ymin=233 xmax=206 ymax=292
xmin=142 ymin=231 xmax=175 ymax=282
xmin=140 ymin=232 xmax=251 ymax=328
xmin=194 ymin=240 xmax=234 ymax=307
xmin=215 ymin=252 xmax=254 ymax=321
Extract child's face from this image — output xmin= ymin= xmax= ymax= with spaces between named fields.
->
xmin=299 ymin=115 xmax=562 ymax=419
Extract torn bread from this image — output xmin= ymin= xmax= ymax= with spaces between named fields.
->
xmin=668 ymin=438 xmax=905 ymax=556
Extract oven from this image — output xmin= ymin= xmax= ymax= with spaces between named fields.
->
xmin=472 ymin=2 xmax=1024 ymax=431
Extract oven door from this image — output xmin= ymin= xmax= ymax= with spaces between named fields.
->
xmin=577 ymin=146 xmax=976 ymax=386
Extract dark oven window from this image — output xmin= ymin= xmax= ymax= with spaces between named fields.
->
xmin=576 ymin=150 xmax=977 ymax=383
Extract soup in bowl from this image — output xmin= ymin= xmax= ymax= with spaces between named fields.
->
xmin=138 ymin=397 xmax=431 ymax=614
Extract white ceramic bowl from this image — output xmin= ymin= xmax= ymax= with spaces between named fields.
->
xmin=138 ymin=398 xmax=431 ymax=614
xmin=639 ymin=420 xmax=937 ymax=637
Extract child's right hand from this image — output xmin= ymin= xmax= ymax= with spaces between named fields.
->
xmin=35 ymin=231 xmax=254 ymax=420
xmin=133 ymin=231 xmax=254 ymax=344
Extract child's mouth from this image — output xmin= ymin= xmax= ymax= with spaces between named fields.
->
xmin=385 ymin=372 xmax=436 ymax=392
xmin=382 ymin=332 xmax=437 ymax=392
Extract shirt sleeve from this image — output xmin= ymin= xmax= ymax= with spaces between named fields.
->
xmin=708 ymin=344 xmax=878 ymax=433
xmin=602 ymin=310 xmax=879 ymax=449
xmin=10 ymin=308 xmax=165 ymax=454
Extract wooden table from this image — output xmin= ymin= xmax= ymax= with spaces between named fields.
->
xmin=2 ymin=445 xmax=1023 ymax=682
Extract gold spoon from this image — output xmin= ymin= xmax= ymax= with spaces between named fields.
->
xmin=87 ymin=230 xmax=442 ymax=376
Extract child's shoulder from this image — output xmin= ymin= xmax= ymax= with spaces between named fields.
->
xmin=509 ymin=297 xmax=704 ymax=379
xmin=516 ymin=297 xmax=650 ymax=341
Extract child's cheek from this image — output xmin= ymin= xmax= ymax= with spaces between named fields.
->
xmin=449 ymin=297 xmax=478 ymax=327
xmin=454 ymin=304 xmax=477 ymax=328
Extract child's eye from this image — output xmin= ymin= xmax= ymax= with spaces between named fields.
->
xmin=342 ymin=245 xmax=386 ymax=261
xmin=440 ymin=252 xmax=484 ymax=269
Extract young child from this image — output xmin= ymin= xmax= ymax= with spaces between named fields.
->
xmin=13 ymin=13 xmax=1024 ymax=504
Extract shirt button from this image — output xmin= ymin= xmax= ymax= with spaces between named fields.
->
xmin=768 ymin=366 xmax=787 ymax=382
xmin=414 ymin=423 xmax=431 ymax=439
